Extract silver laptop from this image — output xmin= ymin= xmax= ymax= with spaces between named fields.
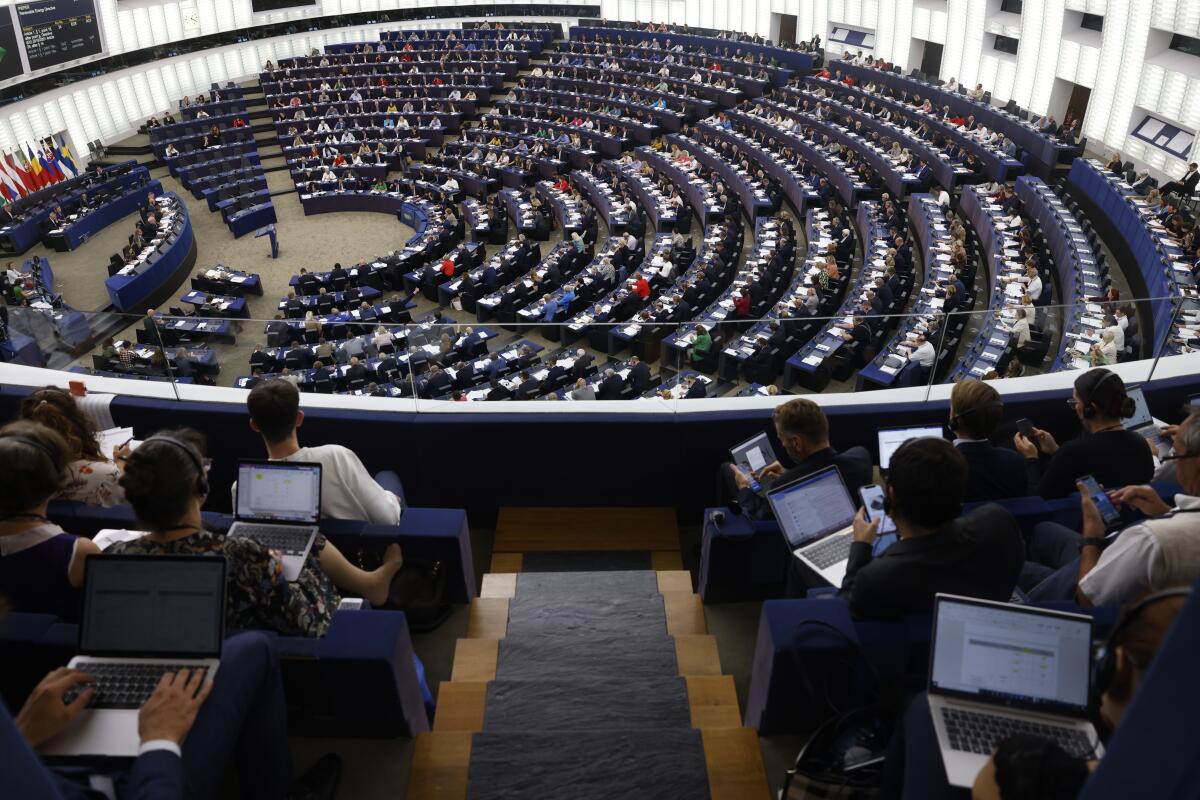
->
xmin=1123 ymin=387 xmax=1171 ymax=457
xmin=927 ymin=594 xmax=1103 ymax=788
xmin=42 ymin=555 xmax=226 ymax=757
xmin=730 ymin=432 xmax=779 ymax=477
xmin=766 ymin=466 xmax=895 ymax=587
xmin=228 ymin=460 xmax=321 ymax=581
xmin=877 ymin=424 xmax=944 ymax=471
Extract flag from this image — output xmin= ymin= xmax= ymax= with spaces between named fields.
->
xmin=0 ymin=156 xmax=21 ymax=199
xmin=37 ymin=148 xmax=60 ymax=185
xmin=56 ymin=134 xmax=77 ymax=176
xmin=26 ymin=144 xmax=47 ymax=189
xmin=4 ymin=153 xmax=29 ymax=195
xmin=40 ymin=147 xmax=63 ymax=182
xmin=12 ymin=149 xmax=34 ymax=192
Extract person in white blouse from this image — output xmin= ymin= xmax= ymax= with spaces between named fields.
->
xmin=1007 ymin=307 xmax=1032 ymax=348
xmin=1023 ymin=265 xmax=1043 ymax=302
xmin=20 ymin=387 xmax=128 ymax=508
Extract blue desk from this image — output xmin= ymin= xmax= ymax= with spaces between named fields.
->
xmin=228 ymin=201 xmax=277 ymax=238
xmin=181 ymin=291 xmax=249 ymax=318
xmin=670 ymin=132 xmax=776 ymax=218
xmin=104 ymin=194 xmax=194 ymax=313
xmin=569 ymin=25 xmax=813 ymax=74
xmin=48 ymin=179 xmax=162 ymax=251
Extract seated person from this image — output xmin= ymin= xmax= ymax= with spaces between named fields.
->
xmin=0 ymin=422 xmax=101 ymax=619
xmin=1015 ymin=368 xmax=1154 ymax=498
xmin=723 ymin=398 xmax=872 ymax=519
xmin=948 ymin=379 xmax=1027 ymax=502
xmin=107 ymin=430 xmax=404 ymax=635
xmin=20 ymin=386 xmax=128 ymax=507
xmin=881 ymin=589 xmax=1189 ymax=800
xmin=244 ymin=379 xmax=404 ymax=523
xmin=1020 ymin=412 xmax=1200 ymax=605
xmin=840 ymin=437 xmax=1024 ymax=619
xmin=5 ymin=627 xmax=339 ymax=798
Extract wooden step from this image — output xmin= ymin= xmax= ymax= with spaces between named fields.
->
xmin=495 ymin=507 xmax=679 ymax=551
xmin=406 ymin=731 xmax=471 ymax=800
xmin=663 ymin=591 xmax=707 ymax=636
xmin=449 ymin=633 xmax=722 ymax=681
xmin=466 ymin=597 xmax=509 ymax=639
xmin=702 ymin=728 xmax=773 ymax=800
xmin=657 ymin=569 xmax=694 ymax=594
xmin=488 ymin=549 xmax=683 ymax=573
xmin=433 ymin=681 xmax=489 ymax=732
xmin=480 ymin=572 xmax=517 ymax=599
xmin=488 ymin=552 xmax=524 ymax=572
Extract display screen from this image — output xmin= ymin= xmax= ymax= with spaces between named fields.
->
xmin=0 ymin=8 xmax=25 ymax=82
xmin=251 ymin=0 xmax=318 ymax=12
xmin=16 ymin=0 xmax=103 ymax=72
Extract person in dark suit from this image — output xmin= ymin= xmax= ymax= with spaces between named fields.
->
xmin=1160 ymin=162 xmax=1200 ymax=199
xmin=329 ymin=262 xmax=349 ymax=289
xmin=310 ymin=359 xmax=332 ymax=388
xmin=486 ymin=378 xmax=514 ymax=401
xmin=541 ymin=357 xmax=568 ymax=393
xmin=627 ymin=356 xmax=651 ymax=394
xmin=249 ymin=344 xmax=271 ymax=372
xmin=422 ymin=363 xmax=453 ymax=397
xmin=597 ymin=368 xmax=625 ymax=400
xmin=725 ymin=398 xmax=874 ymax=519
xmin=297 ymin=268 xmax=320 ymax=295
xmin=344 ymin=355 xmax=369 ymax=387
xmin=949 ymin=378 xmax=1027 ymax=502
xmin=839 ymin=437 xmax=1024 ymax=619
xmin=515 ymin=370 xmax=541 ymax=400
xmin=571 ymin=348 xmax=594 ymax=379
xmin=683 ymin=375 xmax=707 ymax=399
xmin=4 ymin=631 xmax=336 ymax=799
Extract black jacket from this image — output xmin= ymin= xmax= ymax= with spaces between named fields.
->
xmin=597 ymin=374 xmax=625 ymax=400
xmin=628 ymin=362 xmax=652 ymax=394
xmin=839 ymin=504 xmax=1024 ymax=620
xmin=955 ymin=440 xmax=1028 ymax=502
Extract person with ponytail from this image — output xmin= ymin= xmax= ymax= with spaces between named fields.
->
xmin=0 ymin=421 xmax=100 ymax=619
xmin=20 ymin=385 xmax=129 ymax=507
xmin=1014 ymin=368 xmax=1155 ymax=498
xmin=108 ymin=429 xmax=403 ymax=637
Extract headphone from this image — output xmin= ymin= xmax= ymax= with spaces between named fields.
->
xmin=142 ymin=434 xmax=209 ymax=497
xmin=948 ymin=400 xmax=1004 ymax=433
xmin=0 ymin=432 xmax=58 ymax=464
xmin=1092 ymin=587 xmax=1192 ymax=705
xmin=1080 ymin=370 xmax=1132 ymax=420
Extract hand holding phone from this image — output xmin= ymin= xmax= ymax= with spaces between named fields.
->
xmin=1078 ymin=474 xmax=1122 ymax=529
xmin=858 ymin=484 xmax=896 ymax=535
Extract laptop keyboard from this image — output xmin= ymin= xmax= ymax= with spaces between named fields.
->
xmin=64 ymin=662 xmax=210 ymax=710
xmin=941 ymin=707 xmax=1094 ymax=758
xmin=232 ymin=524 xmax=310 ymax=555
xmin=802 ymin=533 xmax=852 ymax=569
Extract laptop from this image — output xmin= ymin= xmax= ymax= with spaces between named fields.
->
xmin=766 ymin=466 xmax=896 ymax=587
xmin=927 ymin=594 xmax=1103 ymax=788
xmin=228 ymin=461 xmax=322 ymax=581
xmin=877 ymin=424 xmax=944 ymax=471
xmin=42 ymin=555 xmax=226 ymax=757
xmin=1123 ymin=387 xmax=1171 ymax=457
xmin=730 ymin=432 xmax=779 ymax=486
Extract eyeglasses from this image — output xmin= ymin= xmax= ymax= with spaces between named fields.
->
xmin=1160 ymin=452 xmax=1197 ymax=462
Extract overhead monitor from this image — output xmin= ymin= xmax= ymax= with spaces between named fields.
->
xmin=15 ymin=0 xmax=104 ymax=72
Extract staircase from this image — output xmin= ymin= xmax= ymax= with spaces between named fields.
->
xmin=407 ymin=509 xmax=770 ymax=800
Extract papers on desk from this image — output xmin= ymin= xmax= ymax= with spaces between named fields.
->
xmin=97 ymin=427 xmax=142 ymax=460
xmin=94 ymin=528 xmax=148 ymax=551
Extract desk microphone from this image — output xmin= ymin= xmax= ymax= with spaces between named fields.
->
xmin=710 ymin=510 xmax=726 ymax=527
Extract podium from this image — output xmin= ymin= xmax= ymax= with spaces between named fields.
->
xmin=254 ymin=223 xmax=279 ymax=258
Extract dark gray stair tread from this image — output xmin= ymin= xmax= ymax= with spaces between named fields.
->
xmin=520 ymin=550 xmax=653 ymax=571
xmin=496 ymin=633 xmax=678 ymax=680
xmin=505 ymin=594 xmax=666 ymax=639
xmin=466 ymin=729 xmax=710 ymax=800
xmin=483 ymin=677 xmax=691 ymax=731
xmin=515 ymin=569 xmax=658 ymax=597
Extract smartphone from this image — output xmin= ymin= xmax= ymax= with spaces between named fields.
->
xmin=1078 ymin=475 xmax=1122 ymax=529
xmin=858 ymin=484 xmax=897 ymax=535
xmin=1016 ymin=417 xmax=1036 ymax=443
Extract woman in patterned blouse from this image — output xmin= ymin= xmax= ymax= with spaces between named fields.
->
xmin=107 ymin=429 xmax=403 ymax=637
xmin=20 ymin=386 xmax=128 ymax=508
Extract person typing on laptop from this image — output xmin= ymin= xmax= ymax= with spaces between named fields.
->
xmin=244 ymin=380 xmax=404 ymax=523
xmin=839 ymin=438 xmax=1024 ymax=619
xmin=106 ymin=430 xmax=404 ymax=635
xmin=722 ymin=398 xmax=872 ymax=519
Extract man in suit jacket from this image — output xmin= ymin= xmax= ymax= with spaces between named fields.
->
xmin=726 ymin=398 xmax=874 ymax=519
xmin=5 ymin=632 xmax=307 ymax=799
xmin=949 ymin=378 xmax=1027 ymax=501
xmin=486 ymin=378 xmax=514 ymax=400
xmin=571 ymin=348 xmax=595 ymax=379
xmin=1161 ymin=162 xmax=1200 ymax=199
xmin=515 ymin=370 xmax=541 ymax=400
xmin=344 ymin=355 xmax=370 ymax=387
xmin=627 ymin=356 xmax=651 ymax=394
xmin=840 ymin=437 xmax=1024 ymax=619
xmin=541 ymin=357 xmax=568 ymax=393
xmin=596 ymin=369 xmax=625 ymax=400
xmin=423 ymin=363 xmax=453 ymax=397
xmin=683 ymin=376 xmax=707 ymax=399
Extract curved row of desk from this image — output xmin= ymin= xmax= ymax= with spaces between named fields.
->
xmin=104 ymin=192 xmax=195 ymax=313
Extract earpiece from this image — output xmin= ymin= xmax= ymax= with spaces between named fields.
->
xmin=143 ymin=434 xmax=209 ymax=497
xmin=1082 ymin=370 xmax=1121 ymax=419
xmin=948 ymin=401 xmax=1004 ymax=432
xmin=1092 ymin=587 xmax=1191 ymax=705
xmin=0 ymin=432 xmax=58 ymax=464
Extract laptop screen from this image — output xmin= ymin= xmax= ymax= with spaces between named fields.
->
xmin=730 ymin=432 xmax=777 ymax=474
xmin=930 ymin=595 xmax=1093 ymax=717
xmin=878 ymin=425 xmax=944 ymax=470
xmin=81 ymin=556 xmax=226 ymax=658
xmin=236 ymin=461 xmax=322 ymax=524
xmin=766 ymin=466 xmax=856 ymax=549
xmin=1123 ymin=387 xmax=1153 ymax=430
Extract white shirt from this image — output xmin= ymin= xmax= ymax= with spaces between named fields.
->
xmin=910 ymin=340 xmax=936 ymax=367
xmin=1105 ymin=323 xmax=1125 ymax=351
xmin=1026 ymin=275 xmax=1042 ymax=301
xmin=1079 ymin=496 xmax=1200 ymax=606
xmin=231 ymin=445 xmax=402 ymax=524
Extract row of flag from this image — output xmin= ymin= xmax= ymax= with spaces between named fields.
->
xmin=0 ymin=134 xmax=79 ymax=204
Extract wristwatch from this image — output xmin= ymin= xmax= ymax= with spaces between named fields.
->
xmin=1079 ymin=537 xmax=1106 ymax=550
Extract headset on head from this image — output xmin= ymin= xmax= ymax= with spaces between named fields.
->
xmin=0 ymin=431 xmax=58 ymax=463
xmin=948 ymin=400 xmax=1004 ymax=433
xmin=1080 ymin=369 xmax=1131 ymax=420
xmin=142 ymin=434 xmax=209 ymax=497
xmin=1092 ymin=586 xmax=1192 ymax=705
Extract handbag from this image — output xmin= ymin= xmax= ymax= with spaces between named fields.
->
xmin=382 ymin=558 xmax=451 ymax=633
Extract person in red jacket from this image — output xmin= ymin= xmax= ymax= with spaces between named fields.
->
xmin=440 ymin=256 xmax=455 ymax=277
xmin=633 ymin=273 xmax=650 ymax=299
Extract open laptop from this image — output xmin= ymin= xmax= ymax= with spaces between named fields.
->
xmin=42 ymin=555 xmax=226 ymax=757
xmin=1123 ymin=387 xmax=1171 ymax=457
xmin=730 ymin=432 xmax=779 ymax=490
xmin=228 ymin=461 xmax=322 ymax=581
xmin=927 ymin=594 xmax=1103 ymax=788
xmin=766 ymin=466 xmax=896 ymax=587
xmin=877 ymin=424 xmax=944 ymax=471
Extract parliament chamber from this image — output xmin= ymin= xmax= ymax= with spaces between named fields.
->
xmin=1 ymin=2 xmax=1199 ymax=799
